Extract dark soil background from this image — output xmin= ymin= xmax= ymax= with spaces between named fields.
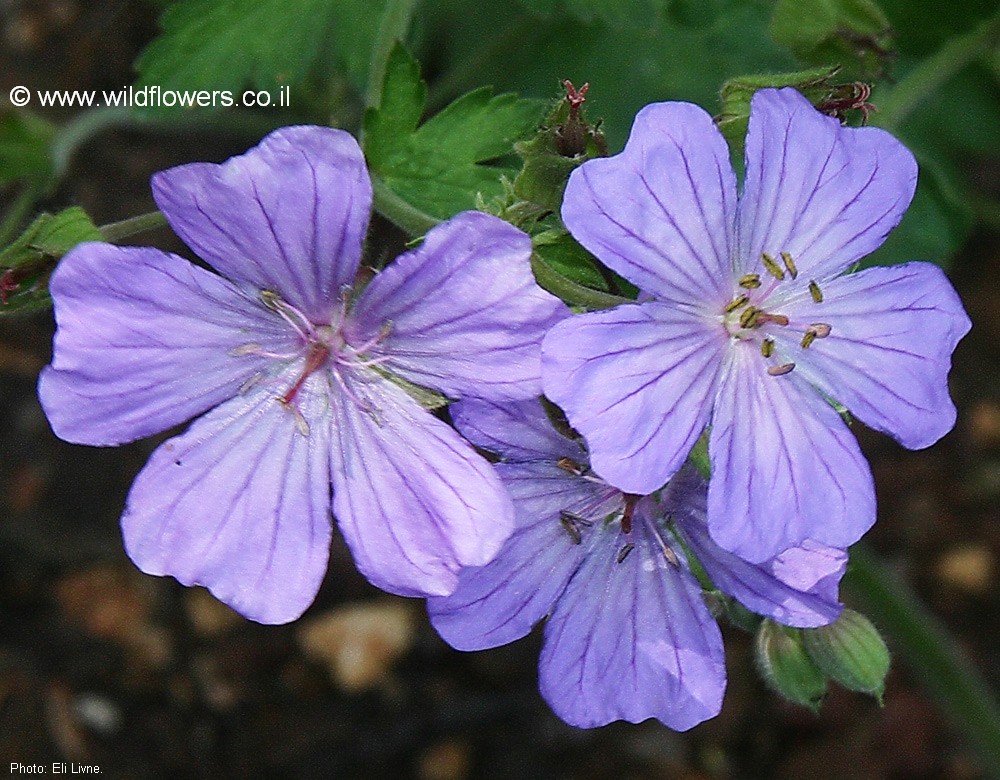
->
xmin=2 ymin=2 xmax=999 ymax=778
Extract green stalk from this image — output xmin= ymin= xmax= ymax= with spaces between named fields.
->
xmin=530 ymin=254 xmax=632 ymax=310
xmin=845 ymin=544 xmax=1000 ymax=777
xmin=99 ymin=210 xmax=169 ymax=243
xmin=371 ymin=176 xmax=439 ymax=236
xmin=0 ymin=182 xmax=44 ymax=247
xmin=874 ymin=9 xmax=1000 ymax=131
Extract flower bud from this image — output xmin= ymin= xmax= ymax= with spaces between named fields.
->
xmin=754 ymin=619 xmax=827 ymax=713
xmin=802 ymin=608 xmax=890 ymax=703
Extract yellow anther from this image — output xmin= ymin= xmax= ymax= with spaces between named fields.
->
xmin=738 ymin=273 xmax=762 ymax=289
xmin=767 ymin=362 xmax=796 ymax=376
xmin=762 ymin=253 xmax=786 ymax=280
xmin=808 ymin=280 xmax=824 ymax=303
xmin=724 ymin=295 xmax=749 ymax=313
xmin=739 ymin=306 xmax=761 ymax=328
xmin=780 ymin=251 xmax=799 ymax=279
xmin=761 ymin=337 xmax=774 ymax=358
xmin=801 ymin=330 xmax=817 ymax=349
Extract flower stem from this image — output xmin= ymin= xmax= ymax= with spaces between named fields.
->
xmin=364 ymin=0 xmax=421 ymax=112
xmin=874 ymin=9 xmax=1000 ymax=131
xmin=845 ymin=543 xmax=1000 ymax=774
xmin=99 ymin=210 xmax=169 ymax=243
xmin=371 ymin=176 xmax=439 ymax=236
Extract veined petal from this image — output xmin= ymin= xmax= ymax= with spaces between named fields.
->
xmin=428 ymin=462 xmax=598 ymax=650
xmin=152 ymin=126 xmax=371 ymax=323
xmin=737 ymin=88 xmax=917 ymax=282
xmin=450 ymin=397 xmax=585 ymax=463
xmin=785 ymin=263 xmax=971 ymax=449
xmin=542 ymin=302 xmax=723 ymax=494
xmin=660 ymin=465 xmax=844 ymax=627
xmin=708 ymin=345 xmax=875 ymax=562
xmin=350 ymin=211 xmax=568 ymax=401
xmin=539 ymin=516 xmax=725 ymax=730
xmin=121 ymin=379 xmax=333 ymax=625
xmin=38 ymin=243 xmax=293 ymax=446
xmin=562 ymin=101 xmax=737 ymax=308
xmin=329 ymin=371 xmax=515 ymax=598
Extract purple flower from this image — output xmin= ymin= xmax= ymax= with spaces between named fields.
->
xmin=543 ymin=88 xmax=971 ymax=563
xmin=38 ymin=126 xmax=568 ymax=624
xmin=427 ymin=398 xmax=846 ymax=729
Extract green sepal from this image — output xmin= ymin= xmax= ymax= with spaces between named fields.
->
xmin=802 ymin=608 xmax=891 ymax=703
xmin=0 ymin=207 xmax=102 ymax=315
xmin=755 ymin=620 xmax=828 ymax=713
xmin=717 ymin=66 xmax=844 ymax=151
xmin=370 ymin=365 xmax=450 ymax=411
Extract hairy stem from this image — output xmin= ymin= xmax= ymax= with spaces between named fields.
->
xmin=846 ymin=543 xmax=1000 ymax=776
xmin=99 ymin=210 xmax=169 ymax=243
xmin=874 ymin=9 xmax=1000 ymax=131
xmin=371 ymin=176 xmax=439 ymax=236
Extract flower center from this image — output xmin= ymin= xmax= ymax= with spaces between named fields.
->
xmin=720 ymin=251 xmax=832 ymax=378
xmin=231 ymin=290 xmax=393 ymax=433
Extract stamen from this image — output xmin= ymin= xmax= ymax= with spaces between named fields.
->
xmin=724 ymin=295 xmax=749 ymax=313
xmin=738 ymin=273 xmax=761 ymax=289
xmin=801 ymin=330 xmax=817 ymax=349
xmin=616 ymin=543 xmax=635 ymax=564
xmin=556 ymin=457 xmax=585 ymax=476
xmin=260 ymin=290 xmax=314 ymax=341
xmin=559 ymin=510 xmax=586 ymax=544
xmin=757 ymin=313 xmax=789 ymax=327
xmin=761 ymin=337 xmax=774 ymax=358
xmin=761 ymin=253 xmax=786 ymax=280
xmin=810 ymin=322 xmax=832 ymax=338
xmin=808 ymin=280 xmax=824 ymax=303
xmin=646 ymin=519 xmax=680 ymax=567
xmin=767 ymin=362 xmax=796 ymax=376
xmin=239 ymin=372 xmax=264 ymax=395
xmin=739 ymin=306 xmax=761 ymax=329
xmin=780 ymin=251 xmax=798 ymax=279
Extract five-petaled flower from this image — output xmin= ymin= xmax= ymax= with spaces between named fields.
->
xmin=38 ymin=126 xmax=568 ymax=624
xmin=543 ymin=87 xmax=971 ymax=563
xmin=428 ymin=398 xmax=847 ymax=729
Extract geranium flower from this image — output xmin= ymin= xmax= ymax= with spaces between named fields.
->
xmin=543 ymin=88 xmax=971 ymax=562
xmin=428 ymin=398 xmax=846 ymax=729
xmin=38 ymin=126 xmax=568 ymax=624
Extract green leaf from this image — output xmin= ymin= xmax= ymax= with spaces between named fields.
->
xmin=364 ymin=44 xmax=545 ymax=222
xmin=0 ymin=206 xmax=102 ymax=314
xmin=0 ymin=106 xmax=55 ymax=189
xmin=770 ymin=0 xmax=894 ymax=77
xmin=135 ymin=0 xmax=383 ymax=111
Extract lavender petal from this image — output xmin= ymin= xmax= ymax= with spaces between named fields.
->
xmin=562 ymin=101 xmax=738 ymax=308
xmin=736 ymin=88 xmax=917 ymax=282
xmin=329 ymin=373 xmax=515 ymax=598
xmin=538 ymin=518 xmax=726 ymax=729
xmin=121 ymin=379 xmax=332 ymax=625
xmin=38 ymin=243 xmax=294 ymax=445
xmin=786 ymin=262 xmax=972 ymax=449
xmin=152 ymin=126 xmax=371 ymax=323
xmin=349 ymin=211 xmax=569 ymax=401
xmin=708 ymin=346 xmax=876 ymax=562
xmin=542 ymin=301 xmax=723 ymax=494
